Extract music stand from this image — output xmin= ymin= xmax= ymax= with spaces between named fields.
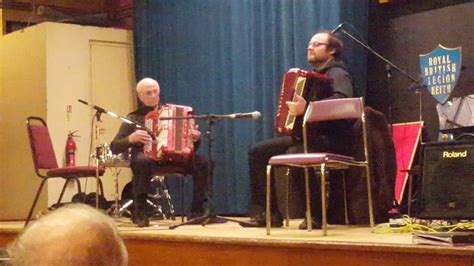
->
xmin=169 ymin=114 xmax=247 ymax=229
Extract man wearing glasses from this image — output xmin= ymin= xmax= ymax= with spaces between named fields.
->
xmin=241 ymin=31 xmax=354 ymax=229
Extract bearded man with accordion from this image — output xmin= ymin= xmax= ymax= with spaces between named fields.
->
xmin=241 ymin=31 xmax=355 ymax=229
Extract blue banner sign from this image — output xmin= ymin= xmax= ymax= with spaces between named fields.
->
xmin=419 ymin=45 xmax=462 ymax=104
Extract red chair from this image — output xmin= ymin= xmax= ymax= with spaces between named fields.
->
xmin=265 ymin=98 xmax=374 ymax=236
xmin=25 ymin=116 xmax=105 ymax=226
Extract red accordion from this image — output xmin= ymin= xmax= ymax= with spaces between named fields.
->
xmin=144 ymin=104 xmax=195 ymax=163
xmin=274 ymin=68 xmax=330 ymax=135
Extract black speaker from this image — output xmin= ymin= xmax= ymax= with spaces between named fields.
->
xmin=416 ymin=141 xmax=474 ymax=219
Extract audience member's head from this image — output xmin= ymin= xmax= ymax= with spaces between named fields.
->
xmin=7 ymin=204 xmax=128 ymax=266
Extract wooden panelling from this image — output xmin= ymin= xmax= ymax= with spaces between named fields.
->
xmin=11 ymin=0 xmax=107 ymax=13
xmin=1 ymin=0 xmax=134 ymax=32
xmin=1 ymin=224 xmax=474 ymax=266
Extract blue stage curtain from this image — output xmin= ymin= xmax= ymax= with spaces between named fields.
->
xmin=134 ymin=0 xmax=368 ymax=214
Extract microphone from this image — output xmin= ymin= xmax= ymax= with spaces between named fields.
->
xmin=78 ymin=99 xmax=156 ymax=138
xmin=78 ymin=99 xmax=106 ymax=113
xmin=78 ymin=99 xmax=119 ymax=118
xmin=224 ymin=111 xmax=261 ymax=119
xmin=331 ymin=23 xmax=344 ymax=34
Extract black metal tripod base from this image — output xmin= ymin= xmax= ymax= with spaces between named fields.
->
xmin=169 ymin=214 xmax=242 ymax=229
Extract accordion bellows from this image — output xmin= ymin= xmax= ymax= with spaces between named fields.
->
xmin=144 ymin=104 xmax=195 ymax=163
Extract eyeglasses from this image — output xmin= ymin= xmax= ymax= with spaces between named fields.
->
xmin=308 ymin=41 xmax=328 ymax=48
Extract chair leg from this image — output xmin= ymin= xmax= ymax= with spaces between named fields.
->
xmin=180 ymin=178 xmax=185 ymax=223
xmin=266 ymin=165 xmax=272 ymax=235
xmin=342 ymin=172 xmax=349 ymax=225
xmin=57 ymin=179 xmax=70 ymax=204
xmin=97 ymin=178 xmax=105 ymax=196
xmin=365 ymin=165 xmax=375 ymax=229
xmin=25 ymin=178 xmax=48 ymax=226
xmin=320 ymin=164 xmax=327 ymax=236
xmin=285 ymin=168 xmax=290 ymax=227
xmin=304 ymin=167 xmax=312 ymax=232
xmin=408 ymin=174 xmax=413 ymax=216
xmin=75 ymin=178 xmax=82 ymax=194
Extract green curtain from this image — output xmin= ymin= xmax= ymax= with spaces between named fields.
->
xmin=134 ymin=0 xmax=368 ymax=214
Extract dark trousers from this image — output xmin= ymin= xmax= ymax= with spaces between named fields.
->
xmin=131 ymin=152 xmax=209 ymax=215
xmin=248 ymin=136 xmax=294 ymax=216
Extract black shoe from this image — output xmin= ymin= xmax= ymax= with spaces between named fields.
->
xmin=133 ymin=194 xmax=150 ymax=227
xmin=137 ymin=217 xmax=150 ymax=227
xmin=239 ymin=212 xmax=283 ymax=228
xmin=132 ymin=214 xmax=150 ymax=227
xmin=298 ymin=217 xmax=322 ymax=230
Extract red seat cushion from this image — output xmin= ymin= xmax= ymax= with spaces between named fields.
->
xmin=269 ymin=153 xmax=355 ymax=166
xmin=47 ymin=166 xmax=106 ymax=178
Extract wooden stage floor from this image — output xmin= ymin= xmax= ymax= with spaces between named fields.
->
xmin=1 ymin=217 xmax=474 ymax=265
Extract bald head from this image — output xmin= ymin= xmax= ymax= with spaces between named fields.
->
xmin=7 ymin=204 xmax=128 ymax=266
xmin=136 ymin=78 xmax=160 ymax=107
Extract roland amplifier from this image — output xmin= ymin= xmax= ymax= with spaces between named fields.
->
xmin=416 ymin=141 xmax=474 ymax=219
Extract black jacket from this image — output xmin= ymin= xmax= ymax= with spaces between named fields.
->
xmin=110 ymin=106 xmax=154 ymax=158
xmin=291 ymin=58 xmax=355 ymax=155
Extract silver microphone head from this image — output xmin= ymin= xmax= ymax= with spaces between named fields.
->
xmin=252 ymin=111 xmax=261 ymax=119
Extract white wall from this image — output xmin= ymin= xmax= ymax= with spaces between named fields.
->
xmin=0 ymin=22 xmax=135 ymax=220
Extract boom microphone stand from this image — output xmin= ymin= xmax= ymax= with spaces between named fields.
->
xmin=78 ymin=100 xmax=155 ymax=208
xmin=77 ymin=100 xmax=105 ymax=208
xmin=332 ymin=23 xmax=423 ymax=124
xmin=169 ymin=111 xmax=261 ymax=229
xmin=93 ymin=109 xmax=102 ymax=208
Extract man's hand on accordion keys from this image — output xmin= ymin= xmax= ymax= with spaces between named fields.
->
xmin=286 ymin=94 xmax=307 ymax=116
xmin=128 ymin=129 xmax=153 ymax=145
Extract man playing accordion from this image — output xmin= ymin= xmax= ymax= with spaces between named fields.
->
xmin=111 ymin=78 xmax=209 ymax=227
xmin=242 ymin=31 xmax=355 ymax=229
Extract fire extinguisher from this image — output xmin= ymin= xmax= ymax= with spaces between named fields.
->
xmin=66 ymin=131 xmax=78 ymax=167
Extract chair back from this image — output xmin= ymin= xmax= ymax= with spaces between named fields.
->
xmin=304 ymin=97 xmax=364 ymax=124
xmin=302 ymin=98 xmax=368 ymax=159
xmin=26 ymin=117 xmax=59 ymax=173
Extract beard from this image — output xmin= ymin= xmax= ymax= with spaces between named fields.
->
xmin=307 ymin=54 xmax=325 ymax=65
xmin=307 ymin=55 xmax=333 ymax=71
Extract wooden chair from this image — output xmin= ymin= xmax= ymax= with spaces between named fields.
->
xmin=265 ymin=97 xmax=374 ymax=236
xmin=25 ymin=116 xmax=105 ymax=226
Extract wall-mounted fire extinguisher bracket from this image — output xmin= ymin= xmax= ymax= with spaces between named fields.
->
xmin=65 ymin=130 xmax=79 ymax=167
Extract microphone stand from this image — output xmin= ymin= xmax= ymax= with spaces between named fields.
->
xmin=336 ymin=27 xmax=422 ymax=124
xmin=93 ymin=110 xmax=103 ymax=208
xmin=169 ymin=114 xmax=249 ymax=229
xmin=79 ymin=100 xmax=254 ymax=226
xmin=78 ymin=100 xmax=151 ymax=209
xmin=336 ymin=26 xmax=427 ymax=212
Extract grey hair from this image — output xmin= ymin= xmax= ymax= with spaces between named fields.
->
xmin=7 ymin=204 xmax=128 ymax=266
xmin=136 ymin=77 xmax=160 ymax=93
